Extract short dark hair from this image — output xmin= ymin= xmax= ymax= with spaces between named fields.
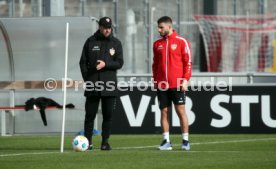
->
xmin=157 ymin=16 xmax=173 ymax=24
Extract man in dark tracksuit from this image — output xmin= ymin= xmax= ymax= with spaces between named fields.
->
xmin=79 ymin=17 xmax=124 ymax=150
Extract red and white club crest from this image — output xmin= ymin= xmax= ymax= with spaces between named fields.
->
xmin=171 ymin=44 xmax=177 ymax=50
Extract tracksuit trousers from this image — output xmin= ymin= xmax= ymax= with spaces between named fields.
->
xmin=84 ymin=96 xmax=116 ymax=145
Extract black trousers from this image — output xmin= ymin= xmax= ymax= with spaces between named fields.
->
xmin=84 ymin=96 xmax=116 ymax=145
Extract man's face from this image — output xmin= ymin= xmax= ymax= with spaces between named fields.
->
xmin=99 ymin=26 xmax=112 ymax=37
xmin=158 ymin=22 xmax=171 ymax=37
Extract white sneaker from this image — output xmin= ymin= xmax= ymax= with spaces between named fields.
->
xmin=181 ymin=140 xmax=190 ymax=151
xmin=158 ymin=140 xmax=172 ymax=150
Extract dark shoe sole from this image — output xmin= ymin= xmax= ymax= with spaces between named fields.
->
xmin=101 ymin=145 xmax=112 ymax=150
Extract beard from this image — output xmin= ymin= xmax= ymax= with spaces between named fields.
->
xmin=103 ymin=32 xmax=111 ymax=37
xmin=160 ymin=30 xmax=170 ymax=37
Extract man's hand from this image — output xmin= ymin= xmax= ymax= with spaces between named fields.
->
xmin=96 ymin=60 xmax=106 ymax=70
xmin=181 ymin=79 xmax=188 ymax=92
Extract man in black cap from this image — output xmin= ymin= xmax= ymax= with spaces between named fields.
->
xmin=79 ymin=16 xmax=124 ymax=150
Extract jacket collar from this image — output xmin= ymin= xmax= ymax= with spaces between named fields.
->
xmin=163 ymin=30 xmax=177 ymax=40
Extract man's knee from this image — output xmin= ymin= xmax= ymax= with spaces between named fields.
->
xmin=162 ymin=106 xmax=170 ymax=112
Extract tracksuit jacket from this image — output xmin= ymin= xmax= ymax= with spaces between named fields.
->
xmin=152 ymin=30 xmax=192 ymax=89
xmin=79 ymin=30 xmax=124 ymax=97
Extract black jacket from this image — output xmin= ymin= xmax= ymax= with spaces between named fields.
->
xmin=79 ymin=30 xmax=124 ymax=97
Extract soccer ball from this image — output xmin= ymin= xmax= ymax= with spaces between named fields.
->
xmin=72 ymin=135 xmax=89 ymax=152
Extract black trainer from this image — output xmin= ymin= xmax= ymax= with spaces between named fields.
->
xmin=101 ymin=142 xmax=112 ymax=150
xmin=87 ymin=144 xmax=93 ymax=150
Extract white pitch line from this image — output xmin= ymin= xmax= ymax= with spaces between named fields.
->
xmin=0 ymin=151 xmax=61 ymax=157
xmin=1 ymin=137 xmax=276 ymax=157
xmin=113 ymin=145 xmax=159 ymax=150
xmin=160 ymin=150 xmax=242 ymax=153
xmin=113 ymin=137 xmax=276 ymax=150
xmin=190 ymin=137 xmax=276 ymax=145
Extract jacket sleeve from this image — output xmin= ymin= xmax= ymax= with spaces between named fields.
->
xmin=182 ymin=39 xmax=192 ymax=81
xmin=79 ymin=40 xmax=89 ymax=81
xmin=105 ymin=41 xmax=124 ymax=70
xmin=152 ymin=42 xmax=158 ymax=81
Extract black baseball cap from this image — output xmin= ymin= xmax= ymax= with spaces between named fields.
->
xmin=98 ymin=17 xmax=112 ymax=28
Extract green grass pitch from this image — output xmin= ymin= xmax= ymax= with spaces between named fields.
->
xmin=0 ymin=134 xmax=276 ymax=169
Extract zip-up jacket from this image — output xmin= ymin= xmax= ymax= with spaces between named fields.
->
xmin=152 ymin=30 xmax=192 ymax=89
xmin=79 ymin=30 xmax=124 ymax=96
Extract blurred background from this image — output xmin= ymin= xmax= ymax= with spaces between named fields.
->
xmin=1 ymin=0 xmax=276 ymax=73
